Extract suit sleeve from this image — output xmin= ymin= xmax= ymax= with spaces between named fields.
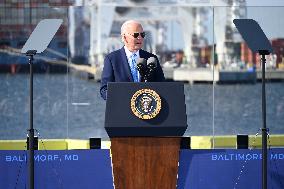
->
xmin=100 ymin=55 xmax=114 ymax=100
xmin=154 ymin=55 xmax=166 ymax=82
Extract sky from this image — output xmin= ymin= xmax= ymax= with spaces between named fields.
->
xmin=246 ymin=0 xmax=284 ymax=6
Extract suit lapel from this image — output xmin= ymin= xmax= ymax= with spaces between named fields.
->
xmin=139 ymin=49 xmax=146 ymax=59
xmin=139 ymin=49 xmax=149 ymax=61
xmin=120 ymin=47 xmax=133 ymax=81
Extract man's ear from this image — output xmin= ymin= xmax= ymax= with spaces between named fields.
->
xmin=121 ymin=34 xmax=124 ymax=42
xmin=122 ymin=34 xmax=127 ymax=43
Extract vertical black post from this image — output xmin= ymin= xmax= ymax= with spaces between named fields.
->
xmin=27 ymin=50 xmax=37 ymax=189
xmin=21 ymin=19 xmax=62 ymax=188
xmin=259 ymin=50 xmax=268 ymax=189
xmin=233 ymin=19 xmax=272 ymax=189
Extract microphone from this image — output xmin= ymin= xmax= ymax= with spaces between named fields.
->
xmin=136 ymin=58 xmax=147 ymax=82
xmin=146 ymin=57 xmax=157 ymax=81
xmin=147 ymin=57 xmax=157 ymax=70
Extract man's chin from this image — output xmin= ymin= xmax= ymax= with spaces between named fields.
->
xmin=134 ymin=45 xmax=142 ymax=50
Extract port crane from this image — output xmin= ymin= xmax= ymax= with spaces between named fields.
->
xmin=68 ymin=0 xmax=247 ymax=68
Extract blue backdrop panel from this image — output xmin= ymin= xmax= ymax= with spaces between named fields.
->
xmin=0 ymin=150 xmax=114 ymax=189
xmin=177 ymin=149 xmax=284 ymax=189
xmin=1 ymin=149 xmax=284 ymax=188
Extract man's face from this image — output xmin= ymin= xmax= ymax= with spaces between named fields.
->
xmin=123 ymin=23 xmax=144 ymax=52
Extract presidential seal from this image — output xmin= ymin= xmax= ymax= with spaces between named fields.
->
xmin=131 ymin=89 xmax=161 ymax=120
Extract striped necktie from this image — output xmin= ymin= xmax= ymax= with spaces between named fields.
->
xmin=130 ymin=53 xmax=139 ymax=82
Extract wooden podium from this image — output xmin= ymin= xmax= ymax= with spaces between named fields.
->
xmin=105 ymin=82 xmax=187 ymax=189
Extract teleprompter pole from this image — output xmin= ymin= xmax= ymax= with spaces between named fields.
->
xmin=26 ymin=50 xmax=37 ymax=189
xmin=259 ymin=50 xmax=269 ymax=189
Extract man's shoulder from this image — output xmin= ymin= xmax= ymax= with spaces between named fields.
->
xmin=106 ymin=48 xmax=123 ymax=59
xmin=140 ymin=49 xmax=158 ymax=59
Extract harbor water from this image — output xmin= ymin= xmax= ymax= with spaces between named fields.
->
xmin=0 ymin=74 xmax=284 ymax=140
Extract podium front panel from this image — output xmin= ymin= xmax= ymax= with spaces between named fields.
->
xmin=105 ymin=82 xmax=187 ymax=137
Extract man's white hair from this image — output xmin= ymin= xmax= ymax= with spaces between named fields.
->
xmin=121 ymin=20 xmax=141 ymax=35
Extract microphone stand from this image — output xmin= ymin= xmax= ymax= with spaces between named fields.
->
xmin=137 ymin=66 xmax=147 ymax=82
xmin=26 ymin=49 xmax=37 ymax=189
xmin=145 ymin=67 xmax=156 ymax=82
xmin=144 ymin=74 xmax=148 ymax=82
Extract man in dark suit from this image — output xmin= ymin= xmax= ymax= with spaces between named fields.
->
xmin=100 ymin=20 xmax=165 ymax=100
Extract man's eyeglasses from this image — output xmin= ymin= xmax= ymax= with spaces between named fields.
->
xmin=127 ymin=32 xmax=146 ymax=39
